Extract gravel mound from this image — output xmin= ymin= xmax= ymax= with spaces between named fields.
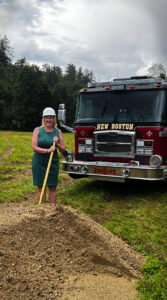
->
xmin=0 ymin=204 xmax=145 ymax=299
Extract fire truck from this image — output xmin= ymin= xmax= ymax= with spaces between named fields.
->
xmin=58 ymin=76 xmax=167 ymax=182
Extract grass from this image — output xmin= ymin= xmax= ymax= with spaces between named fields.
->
xmin=0 ymin=131 xmax=10 ymax=155
xmin=0 ymin=130 xmax=167 ymax=299
xmin=0 ymin=176 xmax=36 ymax=202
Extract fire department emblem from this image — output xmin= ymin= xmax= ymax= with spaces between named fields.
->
xmin=80 ymin=130 xmax=85 ymax=136
xmin=146 ymin=130 xmax=153 ymax=137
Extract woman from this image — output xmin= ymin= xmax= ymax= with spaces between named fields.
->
xmin=32 ymin=107 xmax=65 ymax=204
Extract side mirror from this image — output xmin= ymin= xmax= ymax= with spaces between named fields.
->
xmin=58 ymin=104 xmax=66 ymax=124
xmin=58 ymin=103 xmax=75 ymax=133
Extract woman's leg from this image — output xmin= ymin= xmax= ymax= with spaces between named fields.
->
xmin=37 ymin=187 xmax=46 ymax=203
xmin=48 ymin=186 xmax=57 ymax=204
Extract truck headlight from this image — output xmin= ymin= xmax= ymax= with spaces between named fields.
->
xmin=136 ymin=140 xmax=144 ymax=147
xmin=78 ymin=139 xmax=93 ymax=153
xmin=136 ymin=148 xmax=144 ymax=155
xmin=149 ymin=155 xmax=162 ymax=167
xmin=136 ymin=140 xmax=153 ymax=156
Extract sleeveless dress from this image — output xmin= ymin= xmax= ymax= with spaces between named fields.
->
xmin=32 ymin=127 xmax=59 ymax=187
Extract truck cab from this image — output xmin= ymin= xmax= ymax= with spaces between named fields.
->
xmin=58 ymin=76 xmax=167 ymax=182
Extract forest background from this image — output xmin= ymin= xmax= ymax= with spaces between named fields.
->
xmin=1 ymin=35 xmax=166 ymax=131
xmin=0 ymin=36 xmax=94 ymax=131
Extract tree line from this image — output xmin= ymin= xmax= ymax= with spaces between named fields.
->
xmin=0 ymin=36 xmax=94 ymax=131
xmin=1 ymin=36 xmax=166 ymax=131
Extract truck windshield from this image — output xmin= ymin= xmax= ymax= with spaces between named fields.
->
xmin=75 ymin=90 xmax=166 ymax=123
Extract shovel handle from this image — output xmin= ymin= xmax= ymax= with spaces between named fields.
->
xmin=39 ymin=141 xmax=56 ymax=204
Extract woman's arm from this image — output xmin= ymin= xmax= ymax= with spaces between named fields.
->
xmin=56 ymin=130 xmax=66 ymax=153
xmin=32 ymin=127 xmax=55 ymax=154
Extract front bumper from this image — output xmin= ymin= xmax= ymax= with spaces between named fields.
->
xmin=62 ymin=160 xmax=167 ymax=182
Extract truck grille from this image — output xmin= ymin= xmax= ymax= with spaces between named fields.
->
xmin=94 ymin=130 xmax=135 ymax=158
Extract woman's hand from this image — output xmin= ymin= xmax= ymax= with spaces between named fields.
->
xmin=47 ymin=137 xmax=59 ymax=153
xmin=53 ymin=136 xmax=59 ymax=145
xmin=48 ymin=145 xmax=56 ymax=153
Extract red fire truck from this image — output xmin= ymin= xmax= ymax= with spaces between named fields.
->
xmin=58 ymin=76 xmax=167 ymax=182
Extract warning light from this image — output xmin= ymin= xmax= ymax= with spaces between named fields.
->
xmin=130 ymin=85 xmax=135 ymax=89
xmin=156 ymin=84 xmax=161 ymax=87
xmin=79 ymin=139 xmax=85 ymax=144
xmin=144 ymin=140 xmax=153 ymax=147
xmin=105 ymin=87 xmax=110 ymax=90
xmin=83 ymin=88 xmax=87 ymax=91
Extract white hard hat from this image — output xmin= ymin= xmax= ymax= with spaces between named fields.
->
xmin=42 ymin=107 xmax=56 ymax=117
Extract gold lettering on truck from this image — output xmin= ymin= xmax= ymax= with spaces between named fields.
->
xmin=97 ymin=123 xmax=109 ymax=130
xmin=96 ymin=123 xmax=134 ymax=130
xmin=111 ymin=123 xmax=134 ymax=130
xmin=129 ymin=124 xmax=134 ymax=130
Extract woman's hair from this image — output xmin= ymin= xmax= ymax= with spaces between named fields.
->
xmin=42 ymin=116 xmax=57 ymax=128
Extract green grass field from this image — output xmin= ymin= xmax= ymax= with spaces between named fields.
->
xmin=0 ymin=130 xmax=167 ymax=299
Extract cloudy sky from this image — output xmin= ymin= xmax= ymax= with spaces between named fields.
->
xmin=0 ymin=0 xmax=167 ymax=80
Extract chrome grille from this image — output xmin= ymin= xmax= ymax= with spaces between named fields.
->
xmin=94 ymin=130 xmax=135 ymax=158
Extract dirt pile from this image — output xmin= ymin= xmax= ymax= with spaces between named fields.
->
xmin=0 ymin=204 xmax=145 ymax=300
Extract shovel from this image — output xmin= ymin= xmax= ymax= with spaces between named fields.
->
xmin=39 ymin=141 xmax=56 ymax=204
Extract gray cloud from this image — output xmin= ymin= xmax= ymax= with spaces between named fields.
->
xmin=134 ymin=0 xmax=167 ymax=59
xmin=0 ymin=0 xmax=167 ymax=80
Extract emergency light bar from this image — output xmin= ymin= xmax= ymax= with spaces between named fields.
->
xmin=87 ymin=81 xmax=112 ymax=88
xmin=110 ymin=84 xmax=124 ymax=90
xmin=88 ymin=76 xmax=167 ymax=89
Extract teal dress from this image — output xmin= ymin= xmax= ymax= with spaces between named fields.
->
xmin=32 ymin=127 xmax=59 ymax=187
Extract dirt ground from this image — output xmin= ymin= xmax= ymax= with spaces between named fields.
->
xmin=0 ymin=202 xmax=146 ymax=300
